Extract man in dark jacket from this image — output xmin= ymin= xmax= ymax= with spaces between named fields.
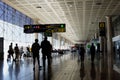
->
xmin=41 ymin=36 xmax=52 ymax=68
xmin=90 ymin=43 xmax=96 ymax=63
xmin=79 ymin=44 xmax=85 ymax=62
xmin=31 ymin=39 xmax=41 ymax=71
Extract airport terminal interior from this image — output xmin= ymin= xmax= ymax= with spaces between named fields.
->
xmin=0 ymin=0 xmax=120 ymax=80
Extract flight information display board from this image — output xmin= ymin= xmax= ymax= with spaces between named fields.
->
xmin=24 ymin=24 xmax=66 ymax=33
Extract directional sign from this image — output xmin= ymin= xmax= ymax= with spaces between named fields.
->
xmin=99 ymin=22 xmax=105 ymax=36
xmin=24 ymin=25 xmax=46 ymax=33
xmin=24 ymin=24 xmax=66 ymax=33
xmin=44 ymin=32 xmax=52 ymax=37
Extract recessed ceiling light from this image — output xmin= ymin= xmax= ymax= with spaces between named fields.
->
xmin=69 ymin=4 xmax=73 ymax=7
xmin=36 ymin=6 xmax=42 ymax=8
xmin=96 ymin=2 xmax=102 ymax=5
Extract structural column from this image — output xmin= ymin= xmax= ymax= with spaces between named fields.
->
xmin=58 ymin=35 xmax=61 ymax=49
xmin=106 ymin=16 xmax=113 ymax=56
xmin=106 ymin=16 xmax=113 ymax=80
xmin=99 ymin=37 xmax=104 ymax=54
xmin=35 ymin=33 xmax=38 ymax=39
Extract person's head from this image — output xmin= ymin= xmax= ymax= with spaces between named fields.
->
xmin=92 ymin=43 xmax=94 ymax=46
xmin=80 ymin=44 xmax=84 ymax=47
xmin=16 ymin=43 xmax=18 ymax=46
xmin=35 ymin=39 xmax=38 ymax=43
xmin=44 ymin=36 xmax=47 ymax=40
xmin=10 ymin=43 xmax=12 ymax=45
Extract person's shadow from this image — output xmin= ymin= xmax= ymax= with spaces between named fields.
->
xmin=80 ymin=62 xmax=85 ymax=80
xmin=90 ymin=63 xmax=96 ymax=80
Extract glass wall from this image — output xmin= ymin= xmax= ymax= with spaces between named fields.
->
xmin=0 ymin=1 xmax=35 ymax=60
xmin=112 ymin=16 xmax=120 ymax=72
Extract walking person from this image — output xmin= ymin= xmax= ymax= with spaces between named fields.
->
xmin=14 ymin=43 xmax=20 ymax=61
xmin=90 ymin=43 xmax=96 ymax=63
xmin=79 ymin=44 xmax=85 ymax=62
xmin=31 ymin=39 xmax=41 ymax=71
xmin=19 ymin=46 xmax=24 ymax=59
xmin=7 ymin=43 xmax=14 ymax=61
xmin=41 ymin=36 xmax=52 ymax=69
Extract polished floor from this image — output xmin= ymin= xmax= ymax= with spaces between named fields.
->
xmin=0 ymin=52 xmax=120 ymax=80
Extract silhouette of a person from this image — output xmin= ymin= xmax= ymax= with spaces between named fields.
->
xmin=41 ymin=36 xmax=52 ymax=69
xmin=19 ymin=46 xmax=24 ymax=59
xmin=7 ymin=43 xmax=14 ymax=60
xmin=31 ymin=39 xmax=41 ymax=70
xmin=14 ymin=43 xmax=20 ymax=61
xmin=90 ymin=43 xmax=96 ymax=62
xmin=79 ymin=44 xmax=85 ymax=62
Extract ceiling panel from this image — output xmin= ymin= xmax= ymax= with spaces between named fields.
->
xmin=2 ymin=0 xmax=120 ymax=43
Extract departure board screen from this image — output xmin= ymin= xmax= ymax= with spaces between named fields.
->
xmin=24 ymin=24 xmax=66 ymax=33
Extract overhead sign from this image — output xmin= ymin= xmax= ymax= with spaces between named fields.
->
xmin=24 ymin=24 xmax=66 ymax=33
xmin=99 ymin=22 xmax=105 ymax=36
xmin=44 ymin=32 xmax=52 ymax=37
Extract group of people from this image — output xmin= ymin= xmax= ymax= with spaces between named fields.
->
xmin=31 ymin=36 xmax=52 ymax=71
xmin=78 ymin=43 xmax=96 ymax=63
xmin=7 ymin=43 xmax=24 ymax=61
xmin=7 ymin=36 xmax=52 ymax=71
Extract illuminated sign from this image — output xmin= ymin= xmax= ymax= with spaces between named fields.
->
xmin=99 ymin=22 xmax=105 ymax=36
xmin=24 ymin=24 xmax=66 ymax=33
xmin=44 ymin=32 xmax=52 ymax=37
xmin=24 ymin=25 xmax=46 ymax=33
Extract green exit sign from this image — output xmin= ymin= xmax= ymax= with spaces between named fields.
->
xmin=44 ymin=32 xmax=52 ymax=37
xmin=61 ymin=24 xmax=64 ymax=28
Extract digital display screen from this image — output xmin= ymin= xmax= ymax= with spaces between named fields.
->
xmin=24 ymin=24 xmax=66 ymax=33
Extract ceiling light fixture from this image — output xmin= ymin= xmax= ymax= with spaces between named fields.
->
xmin=69 ymin=4 xmax=73 ymax=8
xmin=96 ymin=2 xmax=102 ymax=5
xmin=36 ymin=6 xmax=42 ymax=8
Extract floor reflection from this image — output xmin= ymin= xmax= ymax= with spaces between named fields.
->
xmin=0 ymin=52 xmax=120 ymax=80
xmin=14 ymin=62 xmax=20 ymax=80
xmin=90 ymin=63 xmax=96 ymax=80
xmin=8 ymin=62 xmax=14 ymax=80
xmin=80 ymin=62 xmax=85 ymax=80
xmin=100 ymin=56 xmax=108 ymax=80
xmin=43 ymin=64 xmax=53 ymax=80
xmin=33 ymin=70 xmax=40 ymax=80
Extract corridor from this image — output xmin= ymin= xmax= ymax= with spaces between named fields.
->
xmin=0 ymin=51 xmax=120 ymax=80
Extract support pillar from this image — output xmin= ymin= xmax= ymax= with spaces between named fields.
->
xmin=35 ymin=33 xmax=38 ymax=39
xmin=99 ymin=37 xmax=104 ymax=54
xmin=106 ymin=16 xmax=113 ymax=56
xmin=106 ymin=16 xmax=113 ymax=80
xmin=58 ymin=35 xmax=61 ymax=49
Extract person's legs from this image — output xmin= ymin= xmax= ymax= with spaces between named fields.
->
xmin=91 ymin=54 xmax=95 ymax=62
xmin=47 ymin=54 xmax=51 ymax=65
xmin=81 ymin=54 xmax=84 ymax=62
xmin=11 ymin=54 xmax=14 ymax=60
xmin=37 ymin=55 xmax=40 ymax=66
xmin=91 ymin=55 xmax=93 ymax=62
xmin=36 ymin=54 xmax=42 ymax=70
xmin=42 ymin=54 xmax=46 ymax=68
xmin=33 ymin=55 xmax=36 ymax=70
xmin=14 ymin=53 xmax=17 ymax=61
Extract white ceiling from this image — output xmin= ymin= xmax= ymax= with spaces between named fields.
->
xmin=2 ymin=0 xmax=120 ymax=43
